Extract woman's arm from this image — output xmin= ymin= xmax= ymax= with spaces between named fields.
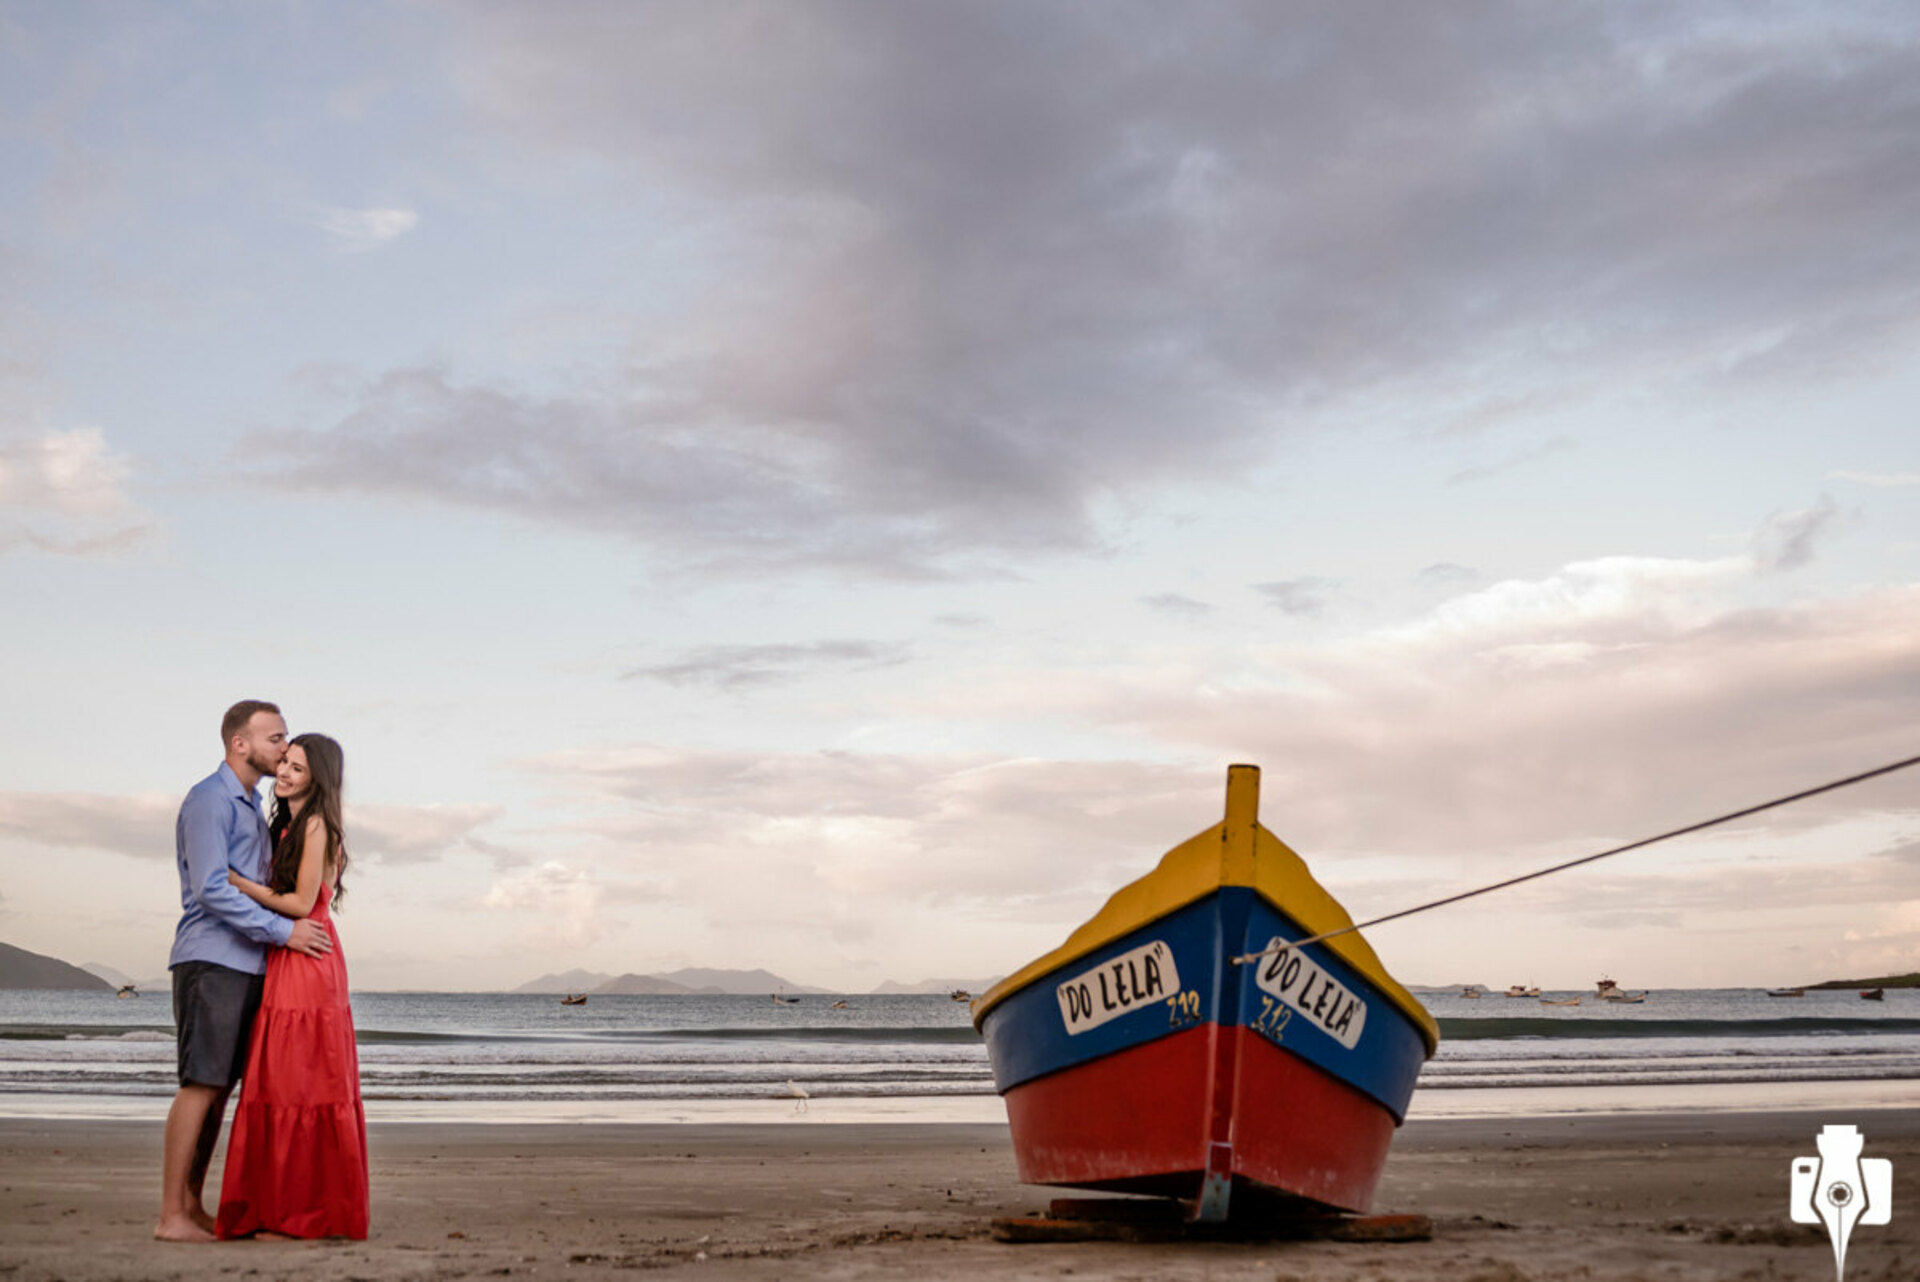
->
xmin=227 ymin=815 xmax=329 ymax=919
xmin=179 ymin=784 xmax=294 ymax=947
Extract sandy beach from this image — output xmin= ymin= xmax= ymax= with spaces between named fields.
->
xmin=3 ymin=1110 xmax=1914 ymax=1281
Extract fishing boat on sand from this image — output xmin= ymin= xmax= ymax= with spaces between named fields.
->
xmin=971 ymin=765 xmax=1438 ymax=1220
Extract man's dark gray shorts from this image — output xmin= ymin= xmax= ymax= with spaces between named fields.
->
xmin=170 ymin=961 xmax=265 ymax=1089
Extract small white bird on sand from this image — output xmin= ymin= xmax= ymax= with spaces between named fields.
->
xmin=785 ymin=1080 xmax=810 ymax=1112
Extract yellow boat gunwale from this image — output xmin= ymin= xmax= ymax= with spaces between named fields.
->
xmin=970 ymin=765 xmax=1440 ymax=1056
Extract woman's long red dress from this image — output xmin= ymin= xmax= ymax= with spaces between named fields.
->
xmin=216 ymin=882 xmax=368 ymax=1239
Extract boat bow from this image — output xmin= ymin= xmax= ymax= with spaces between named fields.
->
xmin=971 ymin=764 xmax=1439 ymax=1217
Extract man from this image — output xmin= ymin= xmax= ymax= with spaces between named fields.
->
xmin=154 ymin=700 xmax=333 ymax=1243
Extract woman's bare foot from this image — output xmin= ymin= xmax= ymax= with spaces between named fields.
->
xmin=153 ymin=1213 xmax=216 ymax=1243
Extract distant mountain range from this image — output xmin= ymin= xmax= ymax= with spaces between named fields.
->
xmin=513 ymin=967 xmax=831 ymax=996
xmin=80 ymin=962 xmax=171 ymax=992
xmin=1 ymin=942 xmax=114 ymax=991
xmin=1806 ymin=972 xmax=1920 ymax=990
xmin=512 ymin=968 xmax=617 ymax=994
xmin=869 ymin=976 xmax=1003 ymax=995
xmin=80 ymin=962 xmax=138 ymax=988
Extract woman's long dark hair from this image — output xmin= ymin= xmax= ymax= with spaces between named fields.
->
xmin=266 ymin=732 xmax=349 ymax=907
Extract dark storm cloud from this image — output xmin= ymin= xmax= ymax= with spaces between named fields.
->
xmin=255 ymin=2 xmax=1920 ymax=575
xmin=624 ymin=639 xmax=912 ymax=689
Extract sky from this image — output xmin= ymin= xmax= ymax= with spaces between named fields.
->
xmin=1 ymin=1 xmax=1916 ymax=993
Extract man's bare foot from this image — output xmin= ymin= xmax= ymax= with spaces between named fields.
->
xmin=190 ymin=1205 xmax=216 ymax=1234
xmin=153 ymin=1214 xmax=216 ymax=1243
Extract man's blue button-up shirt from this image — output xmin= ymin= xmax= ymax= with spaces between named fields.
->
xmin=168 ymin=761 xmax=293 ymax=973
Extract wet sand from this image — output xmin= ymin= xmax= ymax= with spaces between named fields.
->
xmin=2 ymin=1110 xmax=1915 ymax=1280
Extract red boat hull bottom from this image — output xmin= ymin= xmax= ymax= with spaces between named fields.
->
xmin=999 ymin=1024 xmax=1397 ymax=1213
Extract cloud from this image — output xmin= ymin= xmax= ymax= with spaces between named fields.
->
xmin=1253 ymin=577 xmax=1338 ymax=617
xmin=623 ymin=639 xmax=911 ymax=689
xmin=316 ymin=206 xmax=419 ymax=252
xmin=480 ymin=860 xmax=610 ymax=947
xmin=1141 ymin=592 xmax=1214 ymax=617
xmin=245 ymin=4 xmax=1920 ymax=578
xmin=1416 ymin=562 xmax=1482 ymax=588
xmin=1447 ymin=435 xmax=1576 ymax=485
xmin=0 ymin=791 xmax=177 ymax=857
xmin=1751 ymin=494 xmax=1840 ymax=572
xmin=514 ymin=746 xmax=1221 ymax=908
xmin=481 ymin=860 xmax=594 ymax=911
xmin=0 ymin=428 xmax=127 ymax=515
xmin=1829 ymin=470 xmax=1920 ymax=487
xmin=0 ymin=427 xmax=151 ymax=555
xmin=352 ymin=803 xmax=503 ymax=863
xmin=506 ymin=662 xmax=1920 ymax=984
xmin=483 ymin=547 xmax=1920 ymax=980
xmin=1056 ymin=571 xmax=1920 ymax=861
xmin=0 ymin=791 xmax=499 ymax=863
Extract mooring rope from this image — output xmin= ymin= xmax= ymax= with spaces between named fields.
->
xmin=1228 ymin=751 xmax=1920 ymax=968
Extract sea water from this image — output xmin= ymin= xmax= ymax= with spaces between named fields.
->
xmin=1 ymin=988 xmax=1912 ymax=1122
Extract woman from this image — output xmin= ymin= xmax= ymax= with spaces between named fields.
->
xmin=215 ymin=732 xmax=369 ymax=1240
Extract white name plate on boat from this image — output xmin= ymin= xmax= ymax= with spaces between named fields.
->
xmin=1252 ymin=937 xmax=1368 ymax=1049
xmin=1056 ymin=940 xmax=1180 ymax=1035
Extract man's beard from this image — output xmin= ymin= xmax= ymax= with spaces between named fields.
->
xmin=245 ymin=746 xmax=279 ymax=778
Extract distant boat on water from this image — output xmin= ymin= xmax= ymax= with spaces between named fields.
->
xmin=949 ymin=989 xmax=972 ymax=1002
xmin=972 ymin=764 xmax=1437 ymax=1219
xmin=1860 ymin=988 xmax=1885 ymax=1001
xmin=771 ymin=993 xmax=801 ymax=1004
xmin=116 ymin=984 xmax=137 ymax=999
xmin=560 ymin=993 xmax=587 ymax=1006
xmin=1539 ymin=997 xmax=1580 ymax=1007
xmin=1766 ymin=987 xmax=1806 ymax=998
xmin=1460 ymin=985 xmax=1483 ymax=998
xmin=1504 ymin=984 xmax=1540 ymax=998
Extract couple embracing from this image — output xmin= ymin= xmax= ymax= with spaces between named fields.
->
xmin=155 ymin=700 xmax=368 ymax=1242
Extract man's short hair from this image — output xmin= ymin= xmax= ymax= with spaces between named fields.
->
xmin=220 ymin=700 xmax=282 ymax=747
